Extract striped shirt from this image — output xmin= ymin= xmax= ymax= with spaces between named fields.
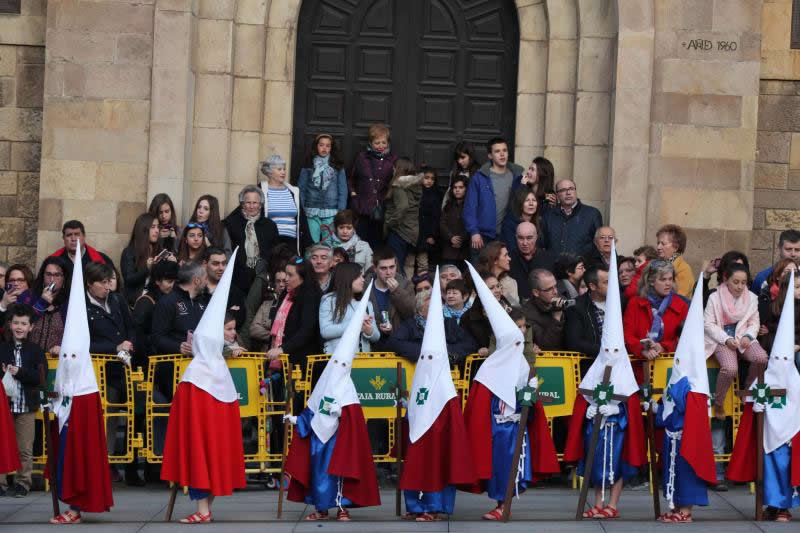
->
xmin=10 ymin=342 xmax=26 ymax=413
xmin=267 ymin=187 xmax=298 ymax=239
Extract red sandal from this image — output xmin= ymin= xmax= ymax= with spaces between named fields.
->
xmin=179 ymin=511 xmax=212 ymax=524
xmin=336 ymin=509 xmax=351 ymax=521
xmin=304 ymin=511 xmax=329 ymax=521
xmin=598 ymin=506 xmax=620 ymax=519
xmin=415 ymin=512 xmax=441 ymax=521
xmin=49 ymin=510 xmax=82 ymax=524
xmin=663 ymin=511 xmax=692 ymax=523
xmin=582 ymin=506 xmax=604 ymax=518
xmin=482 ymin=507 xmax=505 ymax=520
xmin=776 ymin=510 xmax=792 ymax=522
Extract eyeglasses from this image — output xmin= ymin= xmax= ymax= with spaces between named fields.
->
xmin=7 ymin=278 xmax=25 ymax=283
xmin=44 ymin=272 xmax=64 ymax=278
xmin=597 ymin=235 xmax=616 ymax=241
xmin=556 ymin=186 xmax=576 ymax=194
xmin=539 ymin=285 xmax=557 ymax=293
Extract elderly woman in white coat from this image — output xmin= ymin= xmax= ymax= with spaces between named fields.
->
xmin=704 ymin=262 xmax=768 ymax=420
xmin=319 ymin=263 xmax=380 ymax=353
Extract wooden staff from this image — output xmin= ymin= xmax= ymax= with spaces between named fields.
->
xmin=165 ymin=483 xmax=178 ymax=522
xmin=734 ymin=370 xmax=785 ymax=521
xmin=395 ymin=362 xmax=405 ymax=517
xmin=500 ymin=367 xmax=553 ymax=522
xmin=575 ymin=365 xmax=628 ymax=520
xmin=277 ymin=368 xmax=295 ymax=519
xmin=643 ymin=364 xmax=663 ymax=520
xmin=42 ymin=396 xmax=60 ymax=519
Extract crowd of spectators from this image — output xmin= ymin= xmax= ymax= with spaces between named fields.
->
xmin=2 ymin=122 xmax=800 ymax=491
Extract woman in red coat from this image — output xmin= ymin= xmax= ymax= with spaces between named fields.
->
xmin=624 ymin=260 xmax=689 ymax=382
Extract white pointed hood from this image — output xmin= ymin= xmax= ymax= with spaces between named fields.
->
xmin=180 ymin=247 xmax=239 ymax=402
xmin=579 ymin=241 xmax=639 ymax=401
xmin=408 ymin=268 xmax=457 ymax=443
xmin=761 ymin=270 xmax=800 ymax=454
xmin=53 ymin=240 xmax=99 ymax=431
xmin=308 ymin=281 xmax=373 ymax=443
xmin=663 ymin=273 xmax=709 ymax=420
xmin=466 ymin=262 xmax=529 ymax=409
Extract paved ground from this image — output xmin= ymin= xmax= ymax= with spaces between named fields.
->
xmin=0 ymin=483 xmax=797 ymax=532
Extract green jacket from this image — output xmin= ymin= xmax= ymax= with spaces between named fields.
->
xmin=384 ymin=173 xmax=423 ymax=245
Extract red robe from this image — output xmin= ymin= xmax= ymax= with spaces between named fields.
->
xmin=399 ymin=396 xmax=477 ymax=491
xmin=678 ymin=391 xmax=716 ymax=484
xmin=285 ymin=404 xmax=380 ymax=507
xmin=461 ymin=382 xmax=560 ymax=493
xmin=727 ymin=403 xmax=800 ymax=486
xmin=51 ymin=392 xmax=113 ymax=513
xmin=161 ymin=382 xmax=246 ymax=495
xmin=563 ymin=394 xmax=647 ymax=469
xmin=0 ymin=386 xmax=21 ymax=474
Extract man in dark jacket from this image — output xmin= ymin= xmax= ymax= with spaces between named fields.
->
xmin=565 ymin=265 xmax=609 ymax=370
xmin=538 ymin=179 xmax=602 ymax=257
xmin=49 ymin=220 xmax=116 ymax=270
xmin=366 ymin=248 xmax=416 ymax=348
xmin=204 ymin=248 xmax=246 ymax=333
xmin=150 ymin=261 xmax=209 ymax=355
xmin=521 ymin=269 xmax=565 ymax=351
xmin=509 ymin=222 xmax=555 ymax=303
xmin=0 ymin=304 xmax=45 ymax=497
xmin=462 ymin=137 xmax=524 ymax=255
xmin=583 ymin=226 xmax=617 ymax=270
xmin=85 ymin=263 xmax=137 ymax=355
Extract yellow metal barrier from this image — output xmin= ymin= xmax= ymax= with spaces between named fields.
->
xmin=142 ymin=353 xmax=296 ymax=474
xmin=33 ymin=353 xmax=143 ymax=476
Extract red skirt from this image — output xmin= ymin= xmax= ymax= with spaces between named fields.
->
xmin=0 ymin=386 xmax=21 ymax=474
xmin=161 ymin=382 xmax=246 ymax=496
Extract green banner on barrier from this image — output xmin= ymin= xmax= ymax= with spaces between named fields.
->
xmin=351 ymin=367 xmax=407 ymax=407
xmin=230 ymin=368 xmax=249 ymax=406
xmin=536 ymin=366 xmax=566 ymax=406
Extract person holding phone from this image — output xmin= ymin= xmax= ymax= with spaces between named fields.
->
xmin=29 ymin=257 xmax=71 ymax=356
xmin=623 ymin=260 xmax=689 ymax=383
xmin=121 ymin=213 xmax=175 ymax=306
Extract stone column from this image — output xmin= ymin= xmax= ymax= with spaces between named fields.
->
xmin=513 ymin=0 xmax=548 ymax=167
xmin=39 ymin=0 xmax=153 ymax=265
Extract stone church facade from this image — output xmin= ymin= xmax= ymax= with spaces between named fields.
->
xmin=0 ymin=0 xmax=794 ymax=272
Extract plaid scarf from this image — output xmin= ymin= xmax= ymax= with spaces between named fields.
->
xmin=270 ymin=290 xmax=294 ymax=349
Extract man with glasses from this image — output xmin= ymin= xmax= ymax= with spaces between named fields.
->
xmin=585 ymin=226 xmax=617 ymax=270
xmin=308 ymin=243 xmax=334 ymax=293
xmin=521 ymin=269 xmax=565 ymax=351
xmin=509 ymin=222 xmax=554 ymax=303
xmin=538 ymin=179 xmax=602 ymax=257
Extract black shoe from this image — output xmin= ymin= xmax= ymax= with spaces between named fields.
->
xmin=13 ymin=484 xmax=28 ymax=498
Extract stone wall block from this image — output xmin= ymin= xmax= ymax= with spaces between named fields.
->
xmin=45 ymin=30 xmax=115 ymax=63
xmin=651 ymin=92 xmax=689 ymax=123
xmin=7 ymin=246 xmax=36 ymax=266
xmin=0 ymin=79 xmax=15 ymax=107
xmin=546 ymin=0 xmax=577 ymax=40
xmin=517 ymin=40 xmax=548 ymax=94
xmin=157 ymin=0 xmax=193 ymax=12
xmin=612 ymin=88 xmax=650 ymax=148
xmin=229 ymin=131 xmax=260 ymax=185
xmin=0 ymin=108 xmax=41 ymax=141
xmin=514 ymin=93 xmax=545 ymax=148
xmin=267 ymin=0 xmax=301 ymax=30
xmin=755 ymin=189 xmax=800 ymax=209
xmin=0 ymin=142 xmax=9 ymax=169
xmin=699 ymin=158 xmax=746 ymax=190
xmin=760 ymin=80 xmax=795 ymax=96
xmin=116 ymin=34 xmax=153 ymax=65
xmin=96 ymin=162 xmax=147 ymax=202
xmin=543 ymin=145 xmax=573 ymax=179
xmin=148 ymin=122 xmax=186 ymax=179
xmin=577 ymin=0 xmax=616 ymax=37
xmin=116 ymin=201 xmax=147 ymax=234
xmin=574 ymin=92 xmax=610 ymax=146
xmin=154 ymin=10 xmax=191 ymax=69
xmin=661 ymin=124 xmax=756 ymax=160
xmin=259 ymin=133 xmax=291 ymax=170
xmin=262 ymin=81 xmax=294 ymax=135
xmin=573 ymin=145 xmax=609 ymax=200
xmin=15 ymin=63 xmax=43 ymax=108
xmin=104 ymin=100 xmax=151 ymax=131
xmin=657 ymin=186 xmax=753 ymax=230
xmin=38 ymin=199 xmax=61 ymax=232
xmin=194 ymin=74 xmax=232 ymax=128
xmin=790 ymin=133 xmax=800 ymax=169
xmin=0 ymin=217 xmax=25 ymax=244
xmin=755 ymin=162 xmax=788 ymax=189
xmin=151 ymin=67 xmax=188 ymax=123
xmin=55 ymin=2 xmax=154 ymax=35
xmin=0 ymin=171 xmax=17 ymax=195
xmin=39 ymin=159 xmax=97 ymax=200
xmin=232 ymin=77 xmax=263 ymax=132
xmin=83 ymin=64 xmax=151 ymax=99
xmin=654 ymin=29 xmax=677 ymax=60
xmin=757 ymin=131 xmax=791 ymax=164
xmin=789 ymin=170 xmax=800 ymax=191
xmin=654 ymin=0 xmax=713 ymax=31
xmin=234 ymin=24 xmax=266 ymax=77
xmin=191 ymin=127 xmax=230 ymax=181
xmin=17 ymin=46 xmax=44 ymax=65
xmin=0 ymin=14 xmax=45 ymax=46
xmin=759 ymin=95 xmax=800 ymax=133
xmin=615 ymin=40 xmax=652 ymax=90
xmin=16 ymin=172 xmax=38 ymax=218
xmin=518 ymin=2 xmax=548 ymax=40
xmin=48 ymin=127 xmax=148 ymax=164
xmin=264 ymin=28 xmax=295 ymax=82
xmin=0 ymin=46 xmax=16 ymax=77
xmin=765 ymin=209 xmax=800 ymax=230
xmin=712 ymin=0 xmax=761 ymax=33
xmin=61 ymin=199 xmax=117 ymax=233
xmin=687 ymin=95 xmax=742 ymax=128
xmin=190 ymin=181 xmax=228 ymax=211
xmin=194 ymin=19 xmax=233 ymax=74
xmin=761 ymin=1 xmax=791 ymax=51
xmin=197 ymin=0 xmax=235 ymax=19
xmin=546 ymin=39 xmax=577 ymax=92
xmin=618 ymin=0 xmax=653 ymax=32
xmin=236 ymin=0 xmax=268 ymax=24
xmin=751 ymin=229 xmax=774 ymax=251
xmin=658 ymin=59 xmax=759 ymax=96
xmin=753 ymin=207 xmax=765 ymax=230
xmin=577 ymin=37 xmax=614 ymax=92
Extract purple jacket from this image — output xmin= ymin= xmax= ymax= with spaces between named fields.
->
xmin=348 ymin=150 xmax=399 ymax=216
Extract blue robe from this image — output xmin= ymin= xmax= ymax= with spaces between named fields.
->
xmin=486 ymin=394 xmax=533 ymax=503
xmin=656 ymin=377 xmax=708 ymax=507
xmin=578 ymin=402 xmax=636 ymax=486
xmin=403 ymin=485 xmax=457 ymax=514
xmin=764 ymin=443 xmax=800 ymax=509
xmin=295 ymin=408 xmax=353 ymax=511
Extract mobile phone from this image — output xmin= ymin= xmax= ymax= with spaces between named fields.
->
xmin=155 ymin=248 xmax=171 ymax=261
xmin=46 ymin=282 xmax=56 ymax=292
xmin=4 ymin=282 xmax=10 ymax=293
xmin=711 ymin=257 xmax=721 ymax=268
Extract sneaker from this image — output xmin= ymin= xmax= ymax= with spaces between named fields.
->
xmin=12 ymin=484 xmax=28 ymax=498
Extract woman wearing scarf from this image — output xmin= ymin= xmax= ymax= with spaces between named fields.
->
xmin=298 ymin=134 xmax=348 ymax=245
xmin=704 ymin=263 xmax=768 ymax=420
xmin=623 ymin=260 xmax=689 ymax=383
xmin=223 ymin=185 xmax=279 ymax=294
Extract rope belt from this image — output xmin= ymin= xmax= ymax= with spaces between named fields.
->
xmin=494 ymin=413 xmax=521 ymax=424
xmin=515 ymin=430 xmax=528 ymax=499
xmin=600 ymin=419 xmax=616 ymax=504
xmin=664 ymin=429 xmax=683 ymax=510
xmin=336 ymin=477 xmax=344 ymax=511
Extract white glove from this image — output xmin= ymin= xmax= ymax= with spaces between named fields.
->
xmin=117 ymin=350 xmax=131 ymax=367
xmin=329 ymin=403 xmax=342 ymax=417
xmin=599 ymin=404 xmax=620 ymax=417
xmin=586 ymin=404 xmax=598 ymax=419
xmin=641 ymin=401 xmax=650 ymax=412
xmin=752 ymin=402 xmax=766 ymax=413
xmin=283 ymin=414 xmax=297 ymax=425
xmin=652 ymin=401 xmax=659 ymax=414
xmin=528 ymin=377 xmax=538 ymax=390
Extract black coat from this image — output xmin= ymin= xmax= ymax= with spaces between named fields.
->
xmin=150 ymin=286 xmax=209 ymax=355
xmin=564 ymin=292 xmax=602 ymax=359
xmin=417 ymin=186 xmax=442 ymax=250
xmin=87 ymin=292 xmax=137 ymax=355
xmin=508 ymin=248 xmax=555 ymax=304
xmin=538 ymin=200 xmax=602 ymax=257
xmin=120 ymin=245 xmax=148 ymax=306
xmin=384 ymin=315 xmax=477 ymax=365
xmin=277 ymin=282 xmax=322 ymax=369
xmin=0 ymin=340 xmax=46 ymax=412
xmin=224 ymin=206 xmax=279 ymax=293
xmin=131 ymin=287 xmax=168 ymax=360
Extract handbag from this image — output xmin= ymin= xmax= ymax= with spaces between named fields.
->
xmin=370 ymin=203 xmax=384 ymax=222
xmin=2 ymin=370 xmax=18 ymax=402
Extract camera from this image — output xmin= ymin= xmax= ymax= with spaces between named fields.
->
xmin=552 ymin=297 xmax=576 ymax=310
